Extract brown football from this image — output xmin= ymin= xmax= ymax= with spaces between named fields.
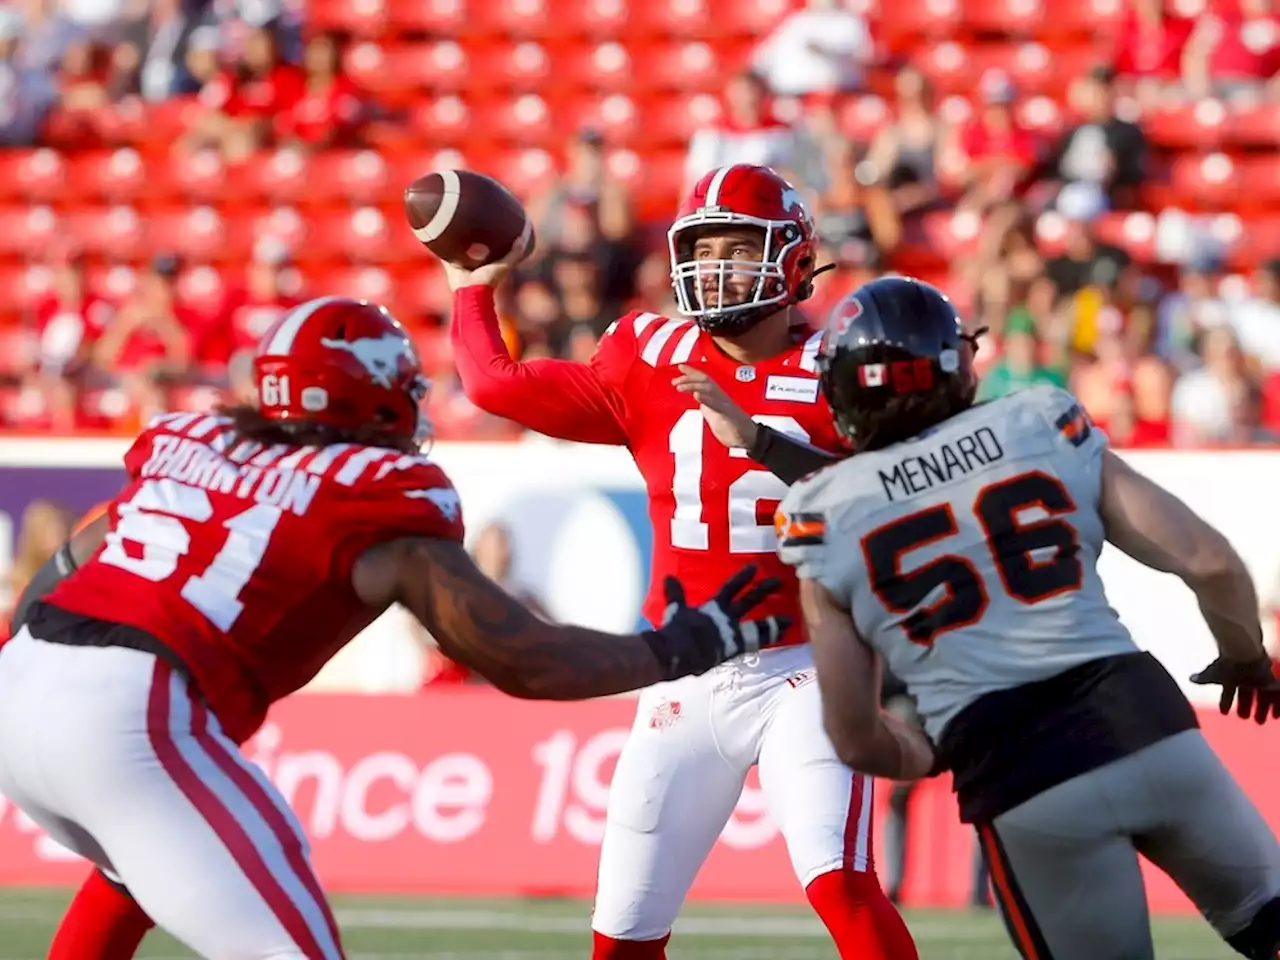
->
xmin=403 ymin=170 xmax=534 ymax=269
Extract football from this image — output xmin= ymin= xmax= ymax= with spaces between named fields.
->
xmin=403 ymin=170 xmax=535 ymax=269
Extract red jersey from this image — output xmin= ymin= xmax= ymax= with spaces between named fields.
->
xmin=451 ymin=286 xmax=843 ymax=640
xmin=45 ymin=411 xmax=463 ymax=742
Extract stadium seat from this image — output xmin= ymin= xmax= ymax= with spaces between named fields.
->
xmin=385 ymin=0 xmax=466 ymax=32
xmin=141 ymin=207 xmax=243 ymax=262
xmin=470 ymin=42 xmax=554 ymax=91
xmin=472 ymin=94 xmax=557 ymax=146
xmin=556 ymin=92 xmax=642 ymax=144
xmin=1227 ymin=101 xmax=1280 ymax=148
xmin=0 ymin=149 xmax=67 ymax=203
xmin=875 ymin=0 xmax=963 ymax=50
xmin=0 ymin=206 xmax=57 ymax=257
xmin=963 ymin=0 xmax=1046 ymax=35
xmin=484 ymin=148 xmax=559 ymax=198
xmin=62 ymin=207 xmax=145 ymax=260
xmin=634 ymin=92 xmax=723 ymax=147
xmin=548 ymin=0 xmax=631 ymax=36
xmin=630 ymin=0 xmax=714 ymax=37
xmin=343 ymin=42 xmax=438 ymax=98
xmin=305 ymin=150 xmax=395 ymax=206
xmin=631 ymin=42 xmax=725 ymax=92
xmin=836 ymin=95 xmax=892 ymax=143
xmin=1038 ymin=0 xmax=1124 ymax=36
xmin=1142 ymin=100 xmax=1228 ymax=150
xmin=553 ymin=42 xmax=635 ymax=92
xmin=408 ymin=95 xmax=472 ymax=145
xmin=238 ymin=150 xmax=313 ymax=205
xmin=460 ymin=0 xmax=552 ymax=36
xmin=174 ymin=266 xmax=228 ymax=314
xmin=66 ymin=149 xmax=147 ymax=202
xmin=0 ymin=265 xmax=47 ymax=314
xmin=308 ymin=0 xmax=389 ymax=35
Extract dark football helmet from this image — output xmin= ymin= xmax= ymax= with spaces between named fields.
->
xmin=818 ymin=276 xmax=982 ymax=452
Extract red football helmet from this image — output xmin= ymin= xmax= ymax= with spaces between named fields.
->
xmin=254 ymin=297 xmax=430 ymax=449
xmin=668 ymin=164 xmax=819 ymax=335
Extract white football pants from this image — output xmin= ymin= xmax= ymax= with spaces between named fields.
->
xmin=591 ymin=644 xmax=875 ymax=941
xmin=0 ymin=627 xmax=344 ymax=960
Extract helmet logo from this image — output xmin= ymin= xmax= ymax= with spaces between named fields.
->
xmin=781 ymin=187 xmax=804 ymax=212
xmin=827 ymin=294 xmax=864 ymax=345
xmin=320 ymin=334 xmax=412 ymax=388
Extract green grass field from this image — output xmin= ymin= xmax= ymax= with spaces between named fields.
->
xmin=0 ymin=889 xmax=1238 ymax=958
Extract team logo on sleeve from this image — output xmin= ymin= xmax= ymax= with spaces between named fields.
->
xmin=406 ymin=487 xmax=461 ymax=521
xmin=774 ymin=509 xmax=827 ymax=548
xmin=1054 ymin=403 xmax=1093 ymax=448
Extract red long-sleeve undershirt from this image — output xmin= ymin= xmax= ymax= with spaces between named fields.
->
xmin=450 ymin=286 xmax=630 ymax=445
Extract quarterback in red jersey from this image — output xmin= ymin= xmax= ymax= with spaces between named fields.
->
xmin=449 ymin=164 xmax=917 ymax=960
xmin=0 ymin=297 xmax=787 ymax=960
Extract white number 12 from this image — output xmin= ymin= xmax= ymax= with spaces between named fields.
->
xmin=668 ymin=409 xmax=810 ymax=554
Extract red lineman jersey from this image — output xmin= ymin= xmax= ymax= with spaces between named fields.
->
xmin=45 ymin=411 xmax=464 ymax=742
xmin=452 ymin=286 xmax=844 ymax=639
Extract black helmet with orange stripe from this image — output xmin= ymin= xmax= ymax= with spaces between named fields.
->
xmin=818 ymin=276 xmax=983 ymax=453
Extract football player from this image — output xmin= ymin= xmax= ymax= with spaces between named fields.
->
xmin=446 ymin=164 xmax=917 ymax=959
xmin=776 ymin=275 xmax=1280 ymax=960
xmin=2 ymin=297 xmax=787 ymax=960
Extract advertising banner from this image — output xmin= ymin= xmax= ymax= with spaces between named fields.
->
xmin=3 ymin=440 xmax=1280 ymax=700
xmin=0 ymin=690 xmax=1272 ymax=913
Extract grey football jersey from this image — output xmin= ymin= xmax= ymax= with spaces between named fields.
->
xmin=777 ymin=386 xmax=1138 ymax=741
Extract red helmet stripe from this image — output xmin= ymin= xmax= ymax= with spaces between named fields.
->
xmin=703 ymin=164 xmax=744 ymax=207
xmin=261 ymin=296 xmax=343 ymax=356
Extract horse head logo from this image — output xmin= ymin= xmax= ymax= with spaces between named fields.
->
xmin=319 ymin=334 xmax=413 ymax=388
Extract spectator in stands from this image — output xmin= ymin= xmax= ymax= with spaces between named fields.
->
xmin=275 ymin=32 xmax=365 ymax=151
xmin=946 ymin=69 xmax=1040 ymax=213
xmin=1233 ymin=259 xmax=1280 ymax=370
xmin=0 ymin=8 xmax=57 ymax=146
xmin=1074 ymin=304 xmax=1174 ymax=428
xmin=2 ymin=498 xmax=73 ymax=638
xmin=629 ymin=249 xmax=680 ymax=316
xmin=535 ymin=196 xmax=633 ymax=323
xmin=1048 ymin=66 xmax=1147 ymax=210
xmin=113 ymin=0 xmax=213 ymax=103
xmin=1044 ymin=183 xmax=1131 ymax=306
xmin=813 ymin=138 xmax=900 ymax=258
xmin=1095 ymin=386 xmax=1171 ymax=446
xmin=862 ymin=66 xmax=941 ymax=223
xmin=553 ymin=254 xmax=617 ymax=343
xmin=977 ymin=310 xmax=1067 ymax=400
xmin=683 ymin=71 xmax=800 ymax=191
xmin=1182 ymin=0 xmax=1280 ymax=101
xmin=1171 ymin=325 xmax=1259 ymax=444
xmin=35 ymin=248 xmax=116 ymax=429
xmin=1156 ymin=256 xmax=1229 ymax=368
xmin=191 ymin=21 xmax=304 ymax=161
xmin=222 ymin=236 xmax=302 ymax=362
xmin=750 ymin=0 xmax=872 ymax=97
xmin=530 ymin=128 xmax=633 ymax=247
xmin=91 ymin=254 xmax=195 ymax=418
xmin=1110 ymin=0 xmax=1196 ymax=104
xmin=15 ymin=0 xmax=82 ymax=75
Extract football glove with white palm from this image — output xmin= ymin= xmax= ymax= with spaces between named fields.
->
xmin=642 ymin=565 xmax=791 ymax=680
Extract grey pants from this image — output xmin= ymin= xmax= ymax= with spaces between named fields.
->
xmin=977 ymin=729 xmax=1280 ymax=960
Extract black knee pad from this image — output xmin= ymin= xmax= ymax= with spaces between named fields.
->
xmin=1226 ymin=896 xmax=1280 ymax=959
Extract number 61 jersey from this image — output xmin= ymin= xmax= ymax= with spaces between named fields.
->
xmin=43 ymin=411 xmax=465 ymax=743
xmin=776 ymin=386 xmax=1139 ymax=741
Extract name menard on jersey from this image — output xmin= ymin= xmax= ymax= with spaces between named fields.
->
xmin=877 ymin=426 xmax=1005 ymax=502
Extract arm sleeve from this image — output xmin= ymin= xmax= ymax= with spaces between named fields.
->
xmin=748 ymin=425 xmax=840 ymax=485
xmin=449 ymin=286 xmax=631 ymax=445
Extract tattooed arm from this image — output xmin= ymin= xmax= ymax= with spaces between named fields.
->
xmin=352 ymin=538 xmax=680 ymax=699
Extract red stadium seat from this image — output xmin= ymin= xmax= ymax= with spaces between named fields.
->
xmin=0 ymin=326 xmax=37 ymax=378
xmin=461 ymin=0 xmax=553 ymax=36
xmin=62 ymin=207 xmax=145 ymax=260
xmin=548 ymin=0 xmax=631 ymax=36
xmin=1227 ymin=101 xmax=1280 ymax=148
xmin=1016 ymin=95 xmax=1063 ymax=137
xmin=174 ymin=265 xmax=229 ymax=315
xmin=304 ymin=150 xmax=395 ymax=206
xmin=408 ymin=95 xmax=472 ymax=145
xmin=147 ymin=149 xmax=230 ymax=204
xmin=343 ymin=42 xmax=441 ymax=98
xmin=301 ymin=207 xmax=403 ymax=263
xmin=308 ymin=0 xmax=388 ymax=36
xmin=141 ymin=206 xmax=245 ymax=262
xmin=556 ymin=92 xmax=643 ymax=144
xmin=470 ymin=42 xmax=554 ymax=92
xmin=472 ymin=94 xmax=557 ymax=146
xmin=836 ymin=95 xmax=892 ymax=143
xmin=66 ymin=149 xmax=148 ymax=202
xmin=0 ymin=264 xmax=49 ymax=314
xmin=0 ymin=149 xmax=68 ymax=203
xmin=630 ymin=0 xmax=714 ymax=36
xmin=307 ymin=264 xmax=398 ymax=305
xmin=963 ymin=0 xmax=1046 ymax=35
xmin=1143 ymin=100 xmax=1229 ymax=150
xmin=698 ymin=0 xmax=794 ymax=37
xmin=0 ymin=206 xmax=58 ymax=257
xmin=483 ymin=148 xmax=559 ymax=199
xmin=1039 ymin=0 xmax=1124 ymax=36
xmin=1081 ymin=211 xmax=1158 ymax=263
xmin=875 ymin=0 xmax=963 ymax=50
xmin=238 ymin=150 xmax=313 ymax=205
xmin=552 ymin=42 xmax=635 ymax=92
xmin=394 ymin=265 xmax=451 ymax=319
xmin=1170 ymin=153 xmax=1245 ymax=210
xmin=633 ymin=93 xmax=723 ymax=148
xmin=631 ymin=42 xmax=725 ymax=92
xmin=385 ymin=0 xmax=465 ymax=32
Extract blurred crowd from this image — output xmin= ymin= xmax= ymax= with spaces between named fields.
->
xmin=1 ymin=0 xmax=1280 ymax=445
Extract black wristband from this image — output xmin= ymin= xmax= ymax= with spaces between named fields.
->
xmin=747 ymin=425 xmax=839 ymax=486
xmin=641 ymin=630 xmax=681 ymax=682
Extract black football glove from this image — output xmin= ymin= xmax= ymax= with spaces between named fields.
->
xmin=1190 ymin=654 xmax=1280 ymax=725
xmin=642 ymin=565 xmax=791 ymax=681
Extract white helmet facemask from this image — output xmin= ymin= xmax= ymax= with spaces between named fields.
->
xmin=667 ymin=210 xmax=803 ymax=332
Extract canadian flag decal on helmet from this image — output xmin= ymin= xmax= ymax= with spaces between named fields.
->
xmin=320 ymin=334 xmax=414 ymax=388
